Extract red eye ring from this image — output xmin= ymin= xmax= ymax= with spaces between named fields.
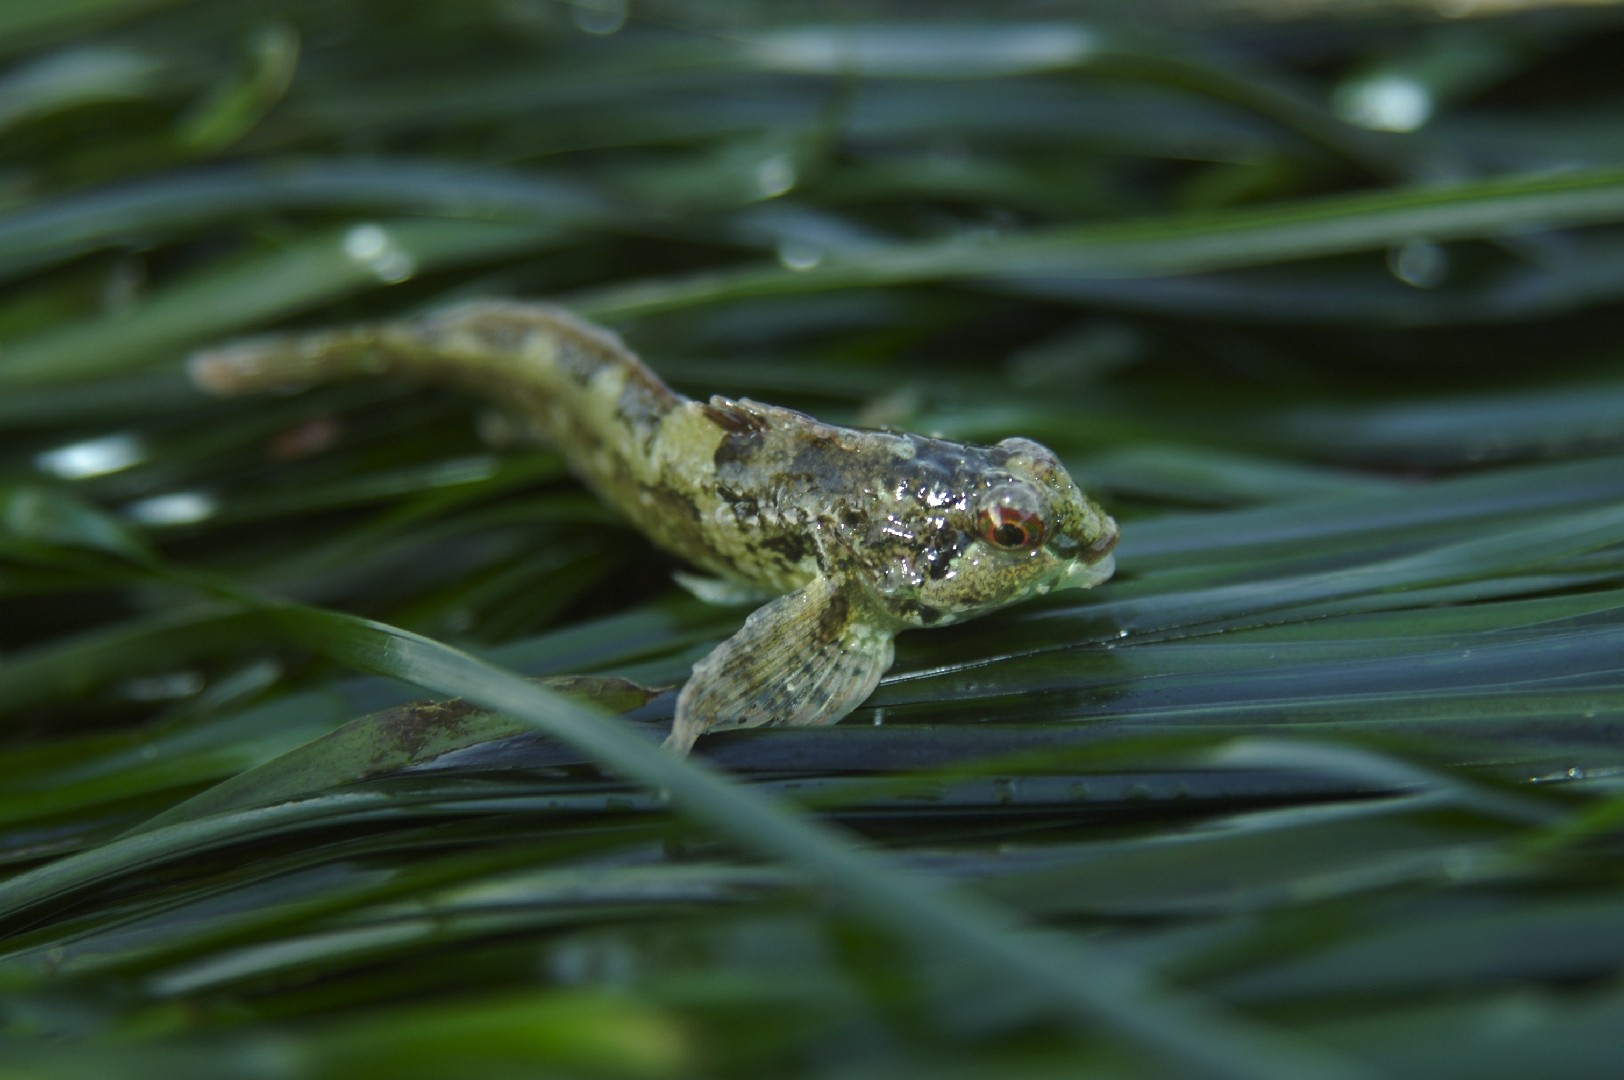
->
xmin=979 ymin=503 xmax=1045 ymax=551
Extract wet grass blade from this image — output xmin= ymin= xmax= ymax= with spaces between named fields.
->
xmin=573 ymin=167 xmax=1624 ymax=318
xmin=7 ymin=7 xmax=1624 ymax=1079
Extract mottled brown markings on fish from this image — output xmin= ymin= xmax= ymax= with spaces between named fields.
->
xmin=787 ymin=430 xmax=873 ymax=498
xmin=715 ymin=485 xmax=761 ymax=527
xmin=820 ymin=589 xmax=849 ymax=636
xmin=506 ymin=382 xmax=590 ymax=445
xmin=925 ymin=537 xmax=964 ymax=580
xmin=699 ymin=398 xmax=768 ymax=436
xmin=553 ymin=338 xmax=601 ymax=386
xmin=463 ymin=311 xmax=536 ymax=353
xmin=641 ymin=481 xmax=700 ymax=524
xmin=714 ymin=430 xmax=763 ymax=472
xmin=418 ymin=306 xmax=526 ymax=354
xmin=189 ymin=303 xmax=1119 ymax=755
xmin=760 ymin=532 xmax=812 ymax=565
xmin=569 ymin=422 xmax=604 ymax=455
xmin=622 ymin=359 xmax=681 ymax=408
xmin=901 ymin=600 xmax=943 ymax=625
xmin=626 ymin=451 xmax=702 ymax=524
xmin=617 ymin=376 xmax=677 ymax=447
xmin=788 ymin=433 xmax=838 ymax=474
xmin=702 ymin=399 xmax=770 ymax=472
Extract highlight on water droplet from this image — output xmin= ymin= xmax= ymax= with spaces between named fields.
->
xmin=748 ymin=24 xmax=1096 ymax=77
xmin=776 ymin=241 xmax=823 ymax=271
xmin=35 ymin=432 xmax=144 ymax=479
xmin=1332 ymin=72 xmax=1433 ymax=133
xmin=754 ymin=155 xmax=797 ymax=199
xmin=572 ymin=0 xmax=626 ymax=34
xmin=124 ymin=490 xmax=218 ymax=526
xmin=342 ymin=222 xmax=417 ymax=284
xmin=119 ymin=671 xmax=205 ymax=702
xmin=1388 ymin=239 xmax=1449 ymax=288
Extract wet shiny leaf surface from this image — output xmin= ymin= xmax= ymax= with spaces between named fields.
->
xmin=5 ymin=4 xmax=1624 ymax=1079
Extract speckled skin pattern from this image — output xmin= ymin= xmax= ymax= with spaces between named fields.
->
xmin=191 ymin=301 xmax=1119 ymax=753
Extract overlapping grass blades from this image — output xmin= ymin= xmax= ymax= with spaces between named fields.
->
xmin=5 ymin=4 xmax=1624 ymax=1079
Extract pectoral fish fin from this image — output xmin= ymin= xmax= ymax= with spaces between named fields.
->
xmin=664 ymin=575 xmax=894 ymax=755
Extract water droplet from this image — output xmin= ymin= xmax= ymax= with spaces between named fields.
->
xmin=1332 ymin=73 xmax=1433 ymax=133
xmin=35 ymin=433 xmax=144 ymax=479
xmin=749 ymin=24 xmax=1095 ymax=77
xmin=124 ymin=490 xmax=217 ymax=526
xmin=119 ymin=671 xmax=205 ymax=702
xmin=753 ymin=155 xmax=796 ymax=199
xmin=1388 ymin=240 xmax=1448 ymax=288
xmin=776 ymin=241 xmax=822 ymax=271
xmin=342 ymin=223 xmax=416 ymax=284
xmin=571 ymin=0 xmax=627 ymax=35
xmin=343 ymin=223 xmax=387 ymax=259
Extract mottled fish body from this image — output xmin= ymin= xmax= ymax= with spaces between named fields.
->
xmin=192 ymin=301 xmax=1118 ymax=753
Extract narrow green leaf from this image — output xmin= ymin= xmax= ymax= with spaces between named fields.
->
xmin=572 ymin=168 xmax=1624 ymax=318
xmin=0 ymin=161 xmax=618 ymax=281
xmin=254 ymin=603 xmax=1376 ymax=1080
xmin=0 ymin=0 xmax=185 ymax=53
xmin=309 ymin=991 xmax=690 ymax=1079
xmin=1 ymin=484 xmax=152 ymax=559
xmin=0 ymin=220 xmax=562 ymax=383
xmin=133 ymin=675 xmax=664 ymax=833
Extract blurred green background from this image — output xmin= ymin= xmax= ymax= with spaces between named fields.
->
xmin=5 ymin=1 xmax=1624 ymax=1077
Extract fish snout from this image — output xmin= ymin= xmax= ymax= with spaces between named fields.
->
xmin=1086 ymin=518 xmax=1120 ymax=562
xmin=1057 ymin=517 xmax=1119 ymax=591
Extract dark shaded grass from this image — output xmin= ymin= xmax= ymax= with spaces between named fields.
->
xmin=5 ymin=3 xmax=1624 ymax=1078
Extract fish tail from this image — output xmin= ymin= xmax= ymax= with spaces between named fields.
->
xmin=188 ymin=301 xmax=678 ymax=416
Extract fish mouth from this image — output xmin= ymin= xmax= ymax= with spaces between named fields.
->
xmin=1062 ymin=552 xmax=1115 ymax=590
xmin=1087 ymin=519 xmax=1120 ymax=560
xmin=1060 ymin=519 xmax=1119 ymax=590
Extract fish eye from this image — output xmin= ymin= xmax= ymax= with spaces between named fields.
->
xmin=977 ymin=483 xmax=1046 ymax=551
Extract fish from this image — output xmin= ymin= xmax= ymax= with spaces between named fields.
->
xmin=190 ymin=301 xmax=1119 ymax=753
